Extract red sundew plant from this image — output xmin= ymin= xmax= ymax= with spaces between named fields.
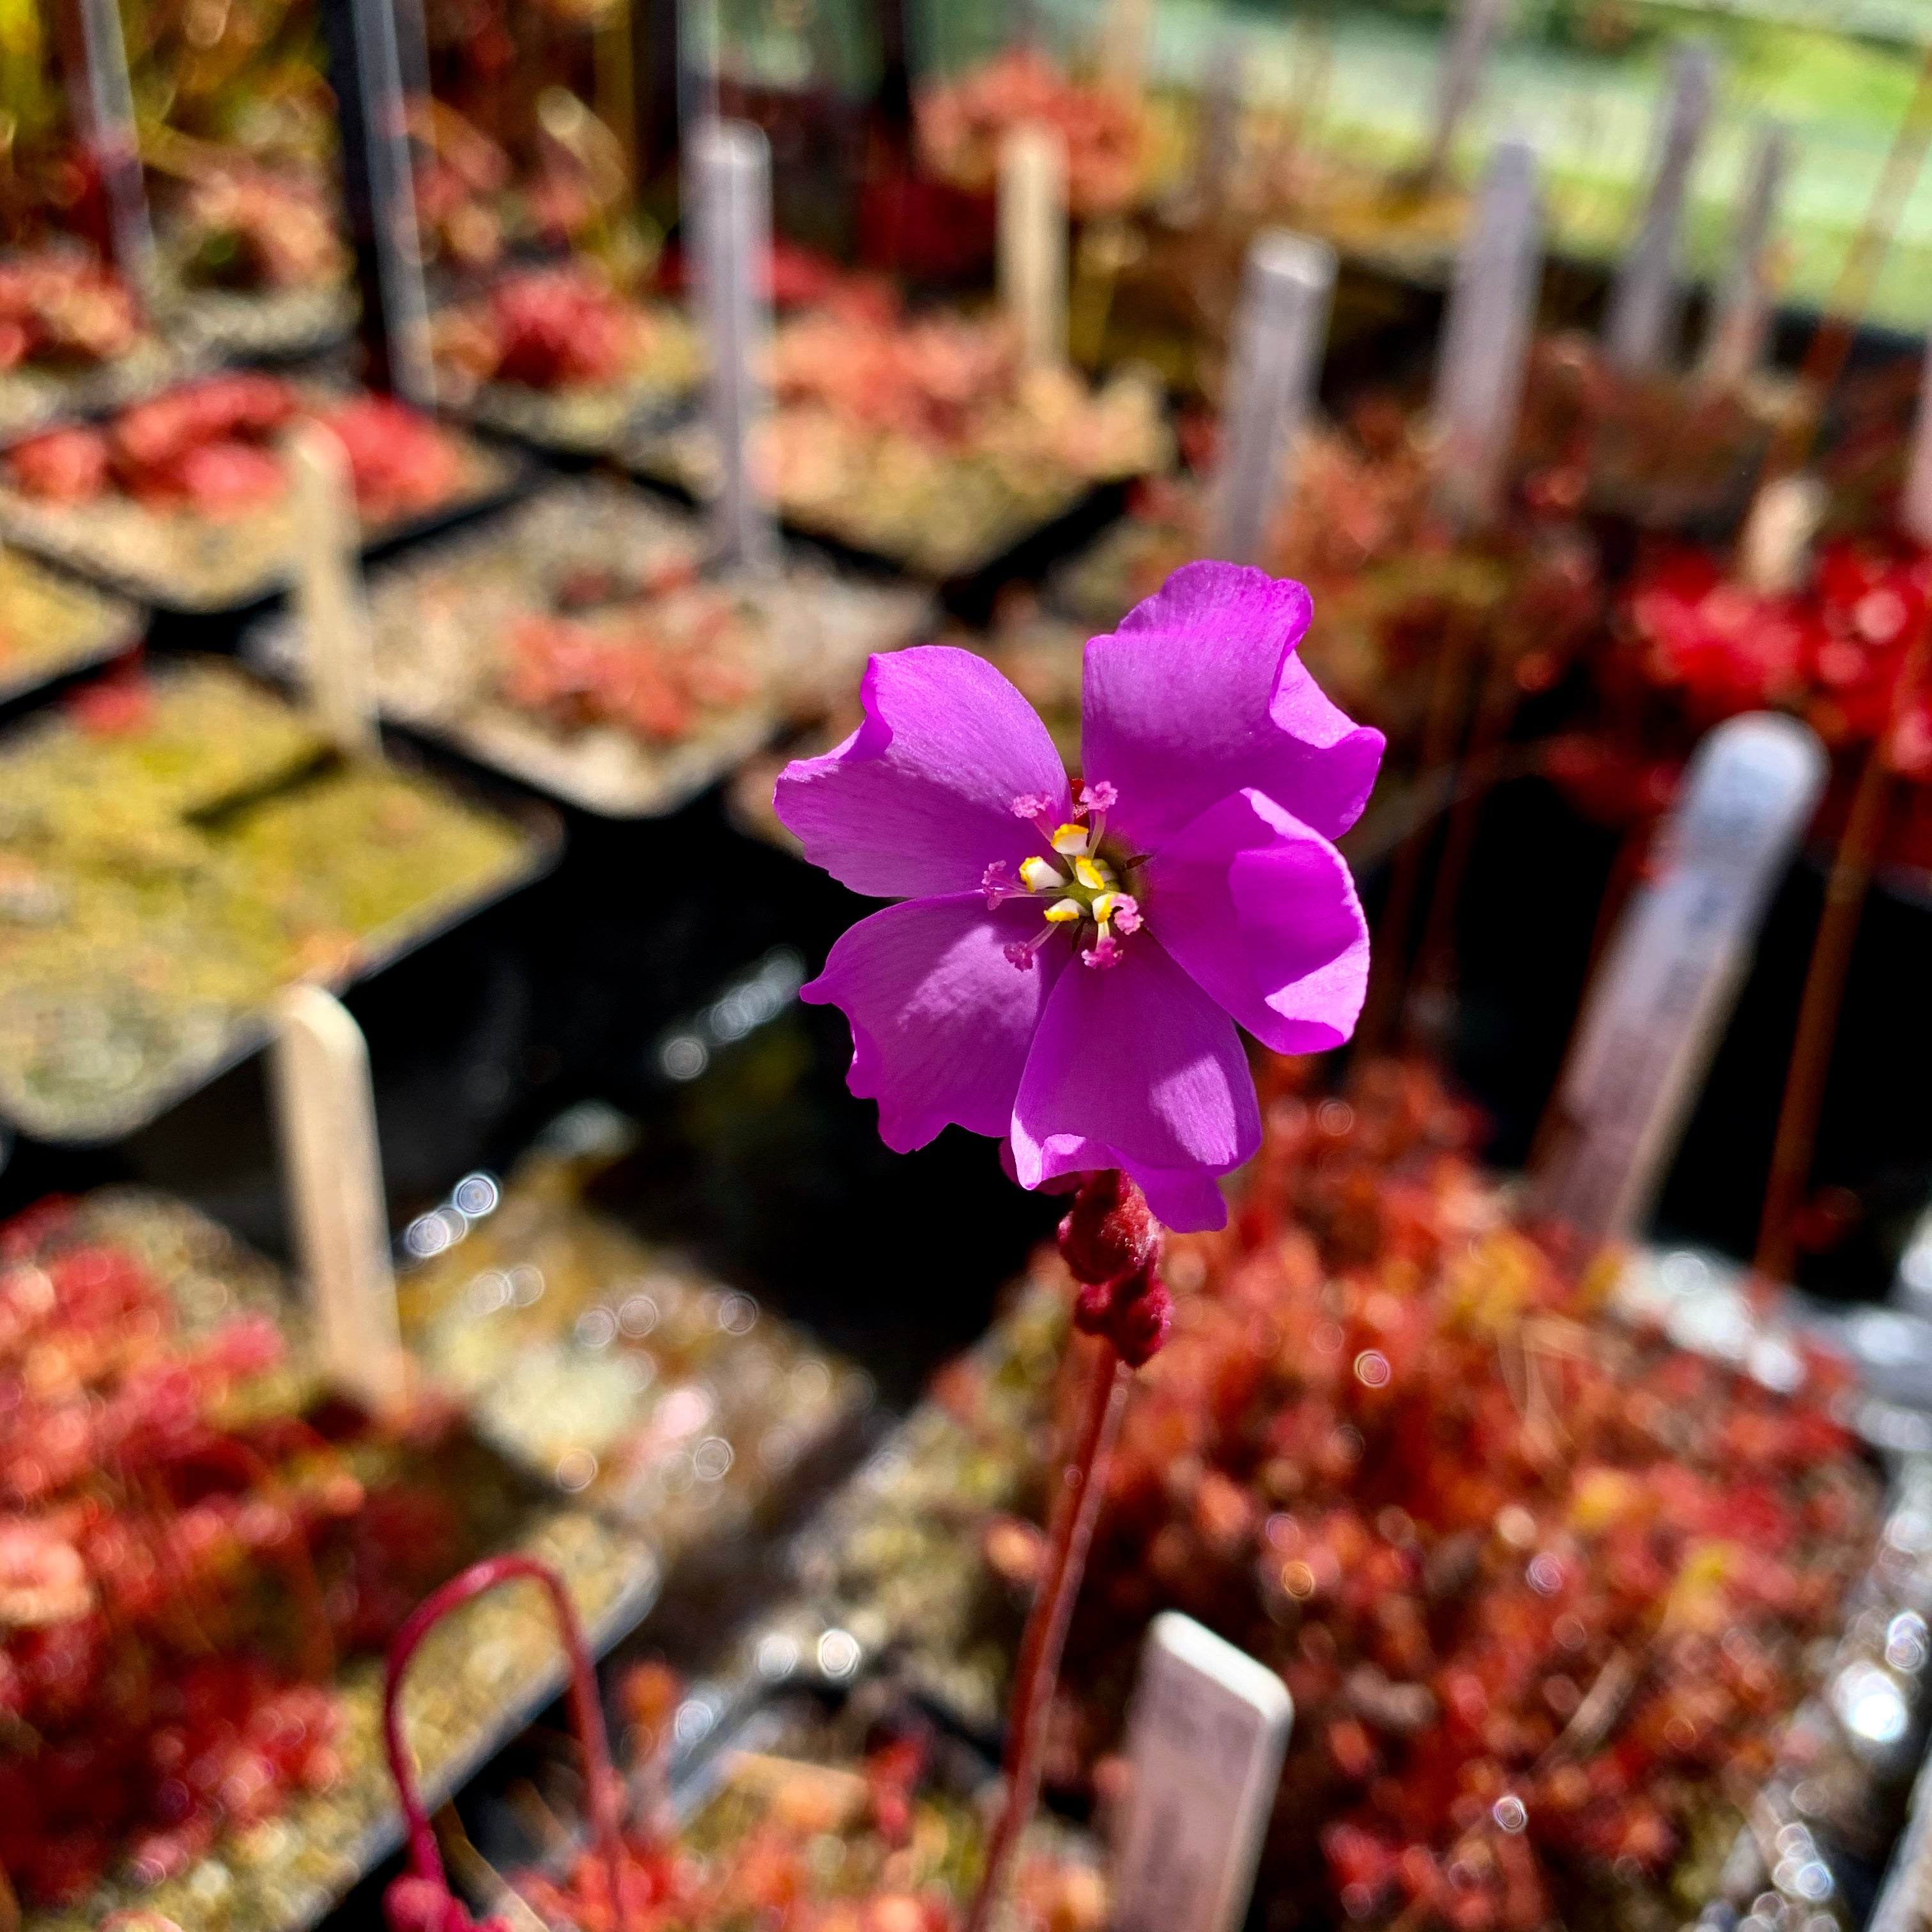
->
xmin=0 ymin=1205 xmax=342 ymax=1906
xmin=5 ymin=376 xmax=465 ymax=522
xmin=381 ymin=1571 xmax=1105 ymax=1932
xmin=0 ymin=1199 xmax=484 ymax=1910
xmin=997 ymin=1058 xmax=1881 ymax=1932
xmin=914 ymin=49 xmax=1146 ymax=219
xmin=1538 ymin=533 xmax=1932 ymax=881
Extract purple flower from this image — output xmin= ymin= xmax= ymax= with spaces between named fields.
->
xmin=774 ymin=562 xmax=1383 ymax=1230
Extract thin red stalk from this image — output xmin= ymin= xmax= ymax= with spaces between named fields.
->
xmin=1525 ymin=813 xmax=1655 ymax=1179
xmin=964 ymin=1335 xmax=1130 ymax=1932
xmin=1353 ymin=597 xmax=1487 ymax=1067
xmin=170 ymin=1430 xmax=338 ymax=1682
xmin=1756 ymin=41 xmax=1932 ymax=489
xmin=1405 ymin=638 xmax=1524 ymax=1047
xmin=1754 ymin=610 xmax=1932 ymax=1282
xmin=384 ymin=1554 xmax=629 ymax=1929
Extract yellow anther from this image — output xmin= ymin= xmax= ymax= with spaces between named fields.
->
xmin=1019 ymin=856 xmax=1068 ymax=893
xmin=1049 ymin=824 xmax=1091 ymax=857
xmin=1073 ymin=855 xmax=1112 ymax=893
xmin=1043 ymin=898 xmax=1084 ymax=924
xmin=1091 ymin=891 xmax=1122 ymax=924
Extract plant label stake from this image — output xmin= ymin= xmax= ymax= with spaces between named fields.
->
xmin=1112 ymin=1613 xmax=1294 ymax=1932
xmin=1433 ymin=135 xmax=1541 ymax=531
xmin=322 ymin=0 xmax=436 ymax=404
xmin=1533 ymin=712 xmax=1827 ymax=1243
xmin=659 ymin=0 xmax=717 ymax=218
xmin=288 ymin=420 xmax=381 ymax=762
xmin=390 ymin=0 xmax=433 ymax=115
xmin=1000 ymin=122 xmax=1070 ymax=372
xmin=1604 ymin=43 xmax=1717 ymax=376
xmin=693 ymin=117 xmax=778 ymax=572
xmin=1903 ymin=321 xmax=1932 ymax=547
xmin=1189 ymin=36 xmax=1245 ymax=215
xmin=1736 ymin=472 xmax=1825 ymax=597
xmin=1891 ymin=1206 xmax=1932 ymax=1317
xmin=272 ymin=985 xmax=407 ymax=1416
xmin=1211 ymin=229 xmax=1335 ymax=567
xmin=1699 ymin=123 xmax=1790 ymax=391
xmin=1421 ymin=0 xmax=1510 ymax=190
xmin=68 ymin=0 xmax=156 ymax=307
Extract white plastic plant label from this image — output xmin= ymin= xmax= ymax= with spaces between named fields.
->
xmin=71 ymin=0 xmax=156 ymax=303
xmin=1698 ymin=123 xmax=1790 ymax=390
xmin=1422 ymin=0 xmax=1510 ymax=187
xmin=1533 ymin=712 xmax=1827 ymax=1243
xmin=1190 ymin=38 xmax=1245 ymax=211
xmin=1433 ymin=135 xmax=1542 ymax=529
xmin=693 ymin=118 xmax=778 ymax=572
xmin=1110 ymin=1611 xmax=1293 ymax=1932
xmin=326 ymin=0 xmax=437 ymax=405
xmin=288 ymin=420 xmax=381 ymax=762
xmin=999 ymin=121 xmax=1070 ymax=371
xmin=1211 ymin=230 xmax=1335 ymax=567
xmin=1604 ymin=43 xmax=1717 ymax=374
xmin=271 ymin=986 xmax=408 ymax=1416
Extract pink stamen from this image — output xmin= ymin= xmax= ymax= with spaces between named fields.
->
xmin=1004 ymin=928 xmax=1054 ymax=972
xmin=1009 ymin=793 xmax=1056 ymax=824
xmin=981 ymin=861 xmax=1025 ymax=908
xmin=1111 ymin=895 xmax=1142 ymax=935
xmin=1082 ymin=934 xmax=1125 ymax=970
xmin=1078 ymin=779 xmax=1116 ymax=843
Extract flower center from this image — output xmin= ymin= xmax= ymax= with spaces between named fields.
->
xmin=982 ymin=782 xmax=1142 ymax=972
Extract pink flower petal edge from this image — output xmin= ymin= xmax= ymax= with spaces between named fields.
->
xmin=1142 ymin=788 xmax=1369 ymax=1055
xmin=1081 ymin=560 xmax=1384 ymax=847
xmin=1009 ymin=937 xmax=1261 ymax=1230
xmin=802 ymin=894 xmax=1067 ymax=1153
xmin=774 ymin=646 xmax=1071 ymax=901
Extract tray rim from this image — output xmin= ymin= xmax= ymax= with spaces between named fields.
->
xmin=0 ymin=653 xmax=565 ymax=1146
xmin=0 ymin=417 xmax=538 ymax=616
xmin=0 ymin=552 xmax=146 ymax=707
xmin=244 ymin=477 xmax=935 ymax=820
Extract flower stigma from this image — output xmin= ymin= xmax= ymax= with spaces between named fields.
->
xmin=983 ymin=782 xmax=1141 ymax=971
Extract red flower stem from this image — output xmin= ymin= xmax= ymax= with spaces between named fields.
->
xmin=964 ymin=1333 xmax=1130 ymax=1932
xmin=1526 ymin=813 xmax=1655 ymax=1176
xmin=1353 ymin=597 xmax=1487 ymax=1066
xmin=1756 ymin=38 xmax=1932 ymax=489
xmin=383 ymin=1554 xmax=629 ymax=1929
xmin=1405 ymin=639 xmax=1526 ymax=1047
xmin=1755 ymin=606 xmax=1932 ymax=1283
xmin=165 ymin=1429 xmax=337 ymax=1682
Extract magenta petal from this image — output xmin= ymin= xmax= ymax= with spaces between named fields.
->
xmin=1009 ymin=937 xmax=1260 ymax=1231
xmin=802 ymin=893 xmax=1066 ymax=1153
xmin=774 ymin=647 xmax=1070 ymax=899
xmin=1143 ymin=788 xmax=1369 ymax=1054
xmin=1080 ymin=561 xmax=1384 ymax=847
xmin=1107 ymin=1162 xmax=1231 ymax=1233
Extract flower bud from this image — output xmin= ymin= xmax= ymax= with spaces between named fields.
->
xmin=1110 ymin=1279 xmax=1172 ymax=1368
xmin=1068 ymin=1259 xmax=1172 ymax=1366
xmin=1071 ymin=1276 xmax=1116 ymax=1335
xmin=384 ymin=1874 xmax=509 ymax=1932
xmin=1058 ymin=1171 xmax=1160 ymax=1287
